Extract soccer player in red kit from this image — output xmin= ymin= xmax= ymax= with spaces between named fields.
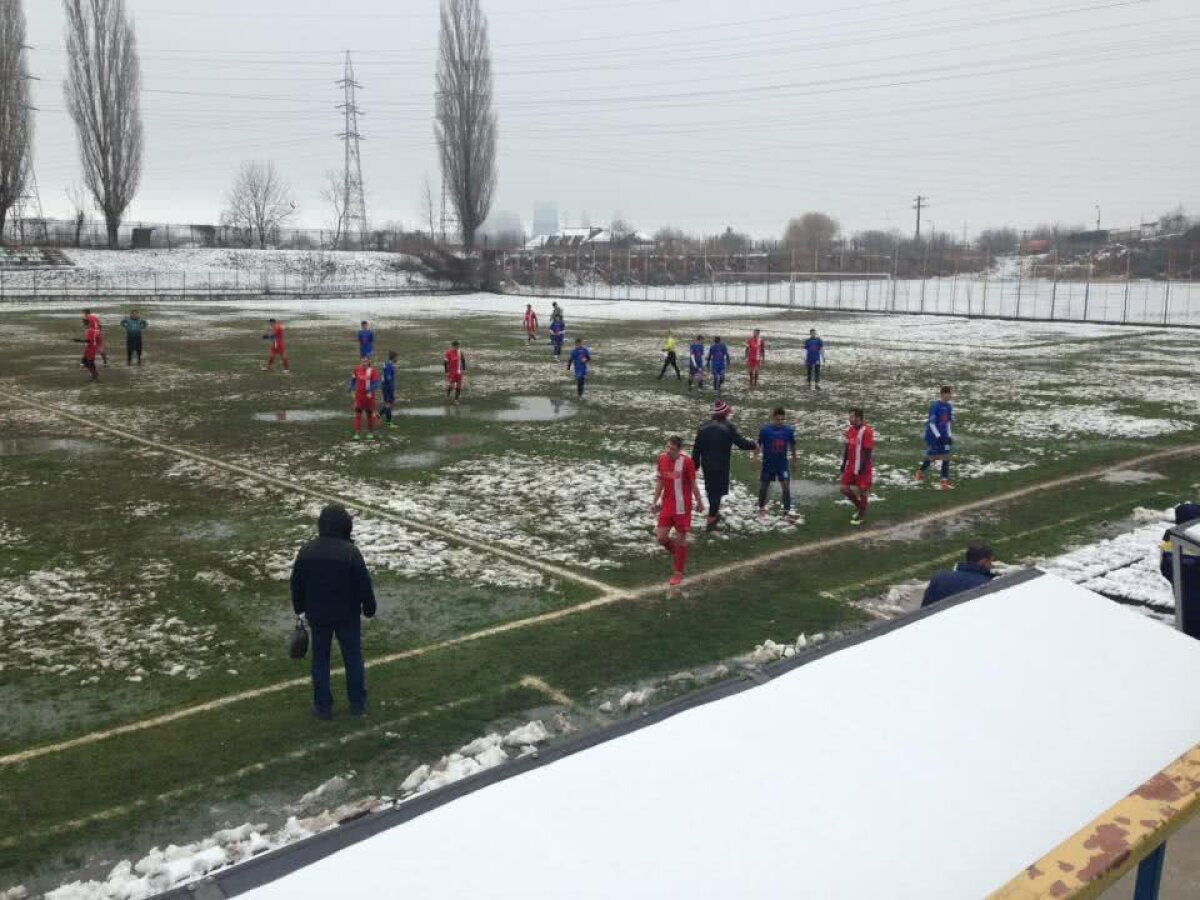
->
xmin=75 ymin=316 xmax=100 ymax=381
xmin=444 ymin=340 xmax=467 ymax=404
xmin=745 ymin=328 xmax=766 ymax=389
xmin=523 ymin=305 xmax=539 ymax=343
xmin=82 ymin=308 xmax=108 ymax=366
xmin=652 ymin=435 xmax=705 ymax=586
xmin=262 ymin=318 xmax=290 ymax=372
xmin=839 ymin=407 xmax=875 ymax=526
xmin=348 ymin=356 xmax=381 ymax=441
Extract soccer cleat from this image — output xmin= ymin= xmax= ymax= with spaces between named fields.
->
xmin=387 ymin=421 xmax=397 ymax=429
xmin=939 ymin=479 xmax=954 ymax=490
xmin=366 ymin=433 xmax=377 ymax=442
xmin=914 ymin=469 xmax=925 ymax=482
xmin=785 ymin=512 xmax=798 ymax=524
xmin=758 ymin=508 xmax=767 ymax=520
xmin=669 ymin=572 xmax=684 ymax=586
xmin=850 ymin=511 xmax=863 ymax=526
xmin=352 ymin=433 xmax=361 ymax=442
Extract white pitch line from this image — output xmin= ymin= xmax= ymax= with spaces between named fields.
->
xmin=0 ymin=387 xmax=621 ymax=597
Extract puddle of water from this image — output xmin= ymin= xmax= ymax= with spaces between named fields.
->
xmin=429 ymin=433 xmax=482 ymax=450
xmin=390 ymin=451 xmax=441 ymax=469
xmin=252 ymin=410 xmax=342 ymax=423
xmin=483 ymin=397 xmax=576 ymax=422
xmin=397 ymin=407 xmax=454 ymax=418
xmin=0 ymin=438 xmax=107 ymax=456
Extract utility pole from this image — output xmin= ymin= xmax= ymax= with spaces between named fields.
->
xmin=336 ymin=51 xmax=368 ymax=249
xmin=1094 ymin=203 xmax=1101 ymax=231
xmin=913 ymin=195 xmax=928 ymax=241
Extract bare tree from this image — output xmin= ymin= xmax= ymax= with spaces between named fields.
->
xmin=320 ymin=168 xmax=344 ymax=249
xmin=0 ymin=0 xmax=32 ymax=238
xmin=421 ymin=175 xmax=437 ymax=242
xmin=64 ymin=181 xmax=89 ymax=247
xmin=435 ymin=0 xmax=497 ymax=251
xmin=784 ymin=212 xmax=840 ymax=255
xmin=63 ymin=0 xmax=143 ymax=249
xmin=221 ymin=161 xmax=295 ymax=249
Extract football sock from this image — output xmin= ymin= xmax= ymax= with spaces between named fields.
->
xmin=940 ymin=459 xmax=950 ymax=479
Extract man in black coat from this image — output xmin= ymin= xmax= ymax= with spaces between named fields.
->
xmin=691 ymin=399 xmax=756 ymax=531
xmin=290 ymin=505 xmax=377 ymax=719
xmin=1160 ymin=502 xmax=1200 ymax=638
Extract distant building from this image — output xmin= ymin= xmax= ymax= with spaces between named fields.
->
xmin=532 ymin=202 xmax=559 ymax=239
xmin=524 ymin=227 xmax=654 ymax=251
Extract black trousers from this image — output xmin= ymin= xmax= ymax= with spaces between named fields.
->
xmin=806 ymin=363 xmax=821 ymax=383
xmin=659 ymin=351 xmax=681 ymax=379
xmin=702 ymin=472 xmax=729 ymax=520
xmin=127 ymin=336 xmax=143 ymax=364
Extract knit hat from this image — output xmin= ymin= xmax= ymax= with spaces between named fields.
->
xmin=713 ymin=400 xmax=733 ymax=418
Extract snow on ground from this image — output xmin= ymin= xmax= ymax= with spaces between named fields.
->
xmin=0 ymin=565 xmax=222 ymax=681
xmin=1038 ymin=507 xmax=1176 ymax=611
xmin=0 ymin=248 xmax=430 ymax=291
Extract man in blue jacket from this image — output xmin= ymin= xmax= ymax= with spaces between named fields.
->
xmin=921 ymin=543 xmax=995 ymax=608
xmin=290 ymin=505 xmax=377 ymax=719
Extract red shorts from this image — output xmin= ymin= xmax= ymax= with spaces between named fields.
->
xmin=748 ymin=360 xmax=762 ymax=371
xmin=447 ymin=374 xmax=464 ymax=386
xmin=840 ymin=470 xmax=873 ymax=491
xmin=355 ymin=397 xmax=376 ymax=413
xmin=657 ymin=509 xmax=692 ymax=532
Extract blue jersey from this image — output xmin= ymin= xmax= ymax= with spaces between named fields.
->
xmin=804 ymin=337 xmax=824 ymax=364
xmin=758 ymin=424 xmax=796 ymax=474
xmin=357 ymin=329 xmax=375 ymax=356
xmin=707 ymin=342 xmax=730 ymax=370
xmin=926 ymin=400 xmax=953 ymax=444
xmin=688 ymin=342 xmax=705 ymax=371
xmin=382 ymin=360 xmax=396 ymax=397
xmin=550 ymin=320 xmax=566 ymax=344
xmin=569 ymin=346 xmax=591 ymax=377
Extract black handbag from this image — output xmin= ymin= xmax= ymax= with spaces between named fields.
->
xmin=289 ymin=616 xmax=310 ymax=660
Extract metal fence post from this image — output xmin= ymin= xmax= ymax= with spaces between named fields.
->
xmin=1082 ymin=262 xmax=1091 ymax=321
xmin=1049 ymin=251 xmax=1058 ymax=320
xmin=1122 ymin=252 xmax=1131 ymax=323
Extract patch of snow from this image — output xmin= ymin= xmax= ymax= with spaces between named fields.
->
xmin=502 ymin=720 xmax=551 ymax=747
xmin=1099 ymin=470 xmax=1167 ymax=485
xmin=618 ymin=689 xmax=655 ymax=710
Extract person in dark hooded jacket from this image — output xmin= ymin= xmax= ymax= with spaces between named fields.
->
xmin=691 ymin=399 xmax=756 ymax=531
xmin=921 ymin=543 xmax=996 ymax=608
xmin=1160 ymin=502 xmax=1200 ymax=639
xmin=291 ymin=505 xmax=376 ymax=719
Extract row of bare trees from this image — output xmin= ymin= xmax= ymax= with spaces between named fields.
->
xmin=6 ymin=0 xmax=499 ymax=254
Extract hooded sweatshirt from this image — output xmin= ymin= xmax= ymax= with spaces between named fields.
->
xmin=290 ymin=505 xmax=377 ymax=624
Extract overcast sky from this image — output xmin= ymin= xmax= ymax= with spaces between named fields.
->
xmin=21 ymin=0 xmax=1200 ymax=239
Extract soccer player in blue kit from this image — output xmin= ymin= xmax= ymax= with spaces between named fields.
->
xmin=568 ymin=337 xmax=592 ymax=397
xmin=687 ymin=335 xmax=706 ymax=393
xmin=381 ymin=350 xmax=398 ymax=427
xmin=707 ymin=336 xmax=730 ymax=395
xmin=916 ymin=384 xmax=954 ymax=490
xmin=357 ymin=321 xmax=375 ymax=359
xmin=755 ymin=407 xmax=798 ymax=521
xmin=550 ymin=317 xmax=566 ymax=359
xmin=804 ymin=328 xmax=825 ymax=389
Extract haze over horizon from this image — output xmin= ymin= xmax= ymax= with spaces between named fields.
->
xmin=20 ymin=0 xmax=1200 ymax=239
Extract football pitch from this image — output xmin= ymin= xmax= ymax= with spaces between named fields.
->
xmin=1 ymin=294 xmax=1198 ymax=891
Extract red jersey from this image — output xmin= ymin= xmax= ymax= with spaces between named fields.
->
xmin=657 ymin=452 xmax=697 ymax=516
xmin=844 ymin=423 xmax=875 ymax=476
xmin=524 ymin=309 xmax=538 ymax=331
xmin=270 ymin=322 xmax=285 ymax=350
xmin=351 ymin=364 xmax=379 ymax=402
xmin=746 ymin=336 xmax=766 ymax=366
xmin=82 ymin=325 xmax=100 ymax=360
xmin=444 ymin=347 xmax=465 ymax=380
xmin=86 ymin=313 xmax=102 ymax=331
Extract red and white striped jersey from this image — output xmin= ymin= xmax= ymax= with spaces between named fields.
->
xmin=844 ymin=424 xmax=875 ymax=475
xmin=657 ymin=452 xmax=697 ymax=516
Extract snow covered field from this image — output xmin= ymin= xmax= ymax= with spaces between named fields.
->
xmin=3 ymin=293 xmax=1199 ymax=899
